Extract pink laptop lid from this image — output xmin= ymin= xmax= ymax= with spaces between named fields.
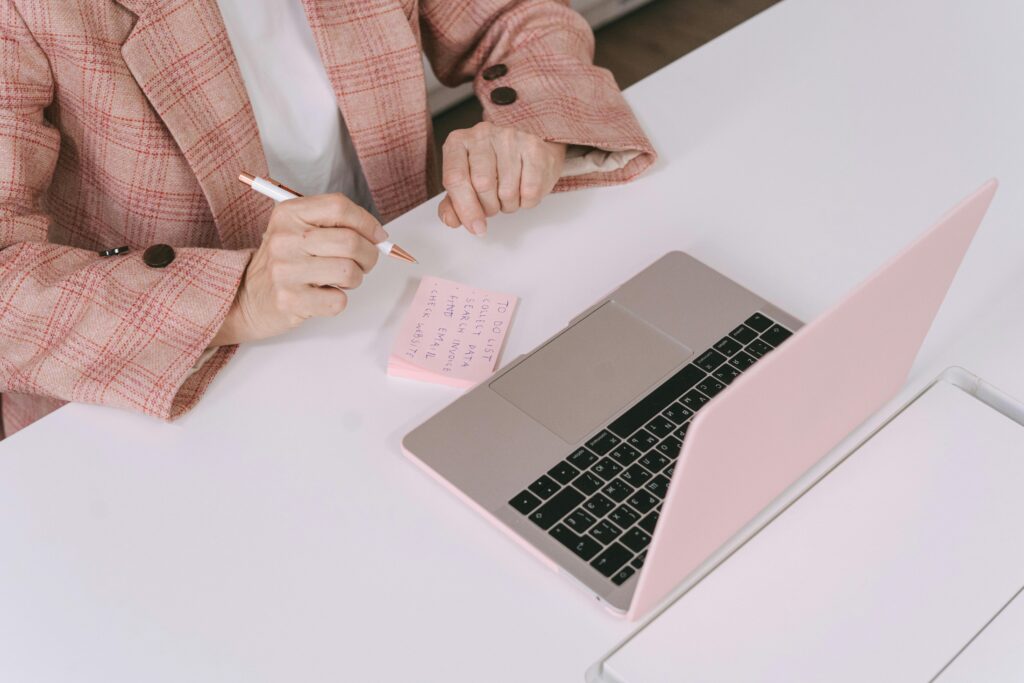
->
xmin=630 ymin=180 xmax=999 ymax=620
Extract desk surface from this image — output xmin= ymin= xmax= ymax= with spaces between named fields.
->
xmin=3 ymin=0 xmax=1024 ymax=681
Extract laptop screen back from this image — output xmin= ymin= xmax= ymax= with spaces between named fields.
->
xmin=630 ymin=179 xmax=999 ymax=620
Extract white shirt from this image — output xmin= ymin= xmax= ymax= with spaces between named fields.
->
xmin=216 ymin=0 xmax=377 ymax=216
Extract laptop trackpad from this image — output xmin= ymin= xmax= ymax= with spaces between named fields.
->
xmin=490 ymin=302 xmax=692 ymax=444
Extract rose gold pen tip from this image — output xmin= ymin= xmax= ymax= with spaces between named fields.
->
xmin=238 ymin=172 xmax=255 ymax=186
xmin=390 ymin=244 xmax=418 ymax=264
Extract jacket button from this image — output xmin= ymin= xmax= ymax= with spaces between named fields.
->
xmin=143 ymin=244 xmax=176 ymax=268
xmin=482 ymin=63 xmax=508 ymax=81
xmin=490 ymin=86 xmax=517 ymax=105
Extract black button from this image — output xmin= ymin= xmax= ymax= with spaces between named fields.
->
xmin=482 ymin=63 xmax=508 ymax=81
xmin=490 ymin=86 xmax=517 ymax=105
xmin=528 ymin=487 xmax=584 ymax=530
xmin=571 ymin=471 xmax=603 ymax=495
xmin=98 ymin=245 xmax=130 ymax=257
xmin=508 ymin=490 xmax=542 ymax=515
xmin=528 ymin=474 xmax=560 ymax=499
xmin=590 ymin=542 xmax=633 ymax=577
xmin=143 ymin=244 xmax=175 ymax=268
xmin=744 ymin=312 xmax=774 ymax=332
xmin=550 ymin=524 xmax=602 ymax=561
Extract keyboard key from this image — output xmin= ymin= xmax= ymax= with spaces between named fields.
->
xmin=761 ymin=324 xmax=793 ymax=347
xmin=584 ymin=493 xmax=616 ymax=517
xmin=567 ymin=447 xmax=598 ymax=469
xmin=564 ymin=508 xmax=597 ymax=532
xmin=609 ymin=504 xmax=641 ymax=528
xmin=639 ymin=510 xmax=660 ymax=534
xmin=745 ymin=339 xmax=772 ymax=358
xmin=622 ymin=527 xmax=652 ymax=553
xmin=639 ymin=451 xmax=670 ymax=473
xmin=529 ymin=487 xmax=584 ymax=529
xmin=586 ymin=429 xmax=620 ymax=455
xmin=713 ymin=335 xmax=743 ymax=357
xmin=592 ymin=457 xmax=623 ymax=481
xmin=571 ymin=471 xmax=603 ymax=495
xmin=607 ymin=364 xmax=705 ymax=438
xmin=728 ymin=351 xmax=757 ymax=371
xmin=662 ymin=402 xmax=692 ymax=424
xmin=601 ymin=478 xmax=635 ymax=503
xmin=664 ymin=463 xmax=675 ymax=478
xmin=609 ymin=443 xmax=642 ymax=467
xmin=713 ymin=364 xmax=741 ymax=384
xmin=656 ymin=436 xmax=683 ymax=458
xmin=508 ymin=490 xmax=542 ymax=515
xmin=590 ymin=542 xmax=633 ymax=577
xmin=630 ymin=550 xmax=647 ymax=569
xmin=528 ymin=475 xmax=560 ymax=499
xmin=621 ymin=463 xmax=654 ymax=487
xmin=673 ymin=421 xmax=691 ymax=439
xmin=611 ymin=566 xmax=636 ymax=586
xmin=729 ymin=323 xmax=758 ymax=345
xmin=550 ymin=524 xmax=601 ymax=561
xmin=547 ymin=461 xmax=580 ymax=485
xmin=695 ymin=349 xmax=727 ymax=373
xmin=696 ymin=378 xmax=726 ymax=398
xmin=590 ymin=519 xmax=623 ymax=544
xmin=628 ymin=429 xmax=659 ymax=452
xmin=744 ymin=312 xmax=773 ymax=332
xmin=645 ymin=475 xmax=672 ymax=499
xmin=627 ymin=490 xmax=659 ymax=514
xmin=644 ymin=414 xmax=675 ymax=439
xmin=680 ymin=389 xmax=711 ymax=411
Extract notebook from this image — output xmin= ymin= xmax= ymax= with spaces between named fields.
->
xmin=388 ymin=276 xmax=518 ymax=389
xmin=590 ymin=368 xmax=1024 ymax=682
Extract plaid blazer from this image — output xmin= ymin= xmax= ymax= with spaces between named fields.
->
xmin=0 ymin=0 xmax=655 ymax=438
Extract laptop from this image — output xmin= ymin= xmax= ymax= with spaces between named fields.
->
xmin=403 ymin=180 xmax=998 ymax=620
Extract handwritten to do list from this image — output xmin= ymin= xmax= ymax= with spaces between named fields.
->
xmin=388 ymin=277 xmax=518 ymax=389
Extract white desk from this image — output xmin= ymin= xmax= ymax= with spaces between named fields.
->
xmin=2 ymin=0 xmax=1023 ymax=680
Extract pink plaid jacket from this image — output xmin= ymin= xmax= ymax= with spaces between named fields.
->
xmin=0 ymin=0 xmax=655 ymax=438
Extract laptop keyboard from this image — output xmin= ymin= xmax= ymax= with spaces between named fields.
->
xmin=508 ymin=313 xmax=794 ymax=586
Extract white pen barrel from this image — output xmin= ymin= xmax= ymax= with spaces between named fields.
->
xmin=252 ymin=177 xmax=298 ymax=202
xmin=377 ymin=240 xmax=395 ymax=256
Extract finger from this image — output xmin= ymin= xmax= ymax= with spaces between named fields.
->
xmin=283 ymin=194 xmax=388 ymax=244
xmin=467 ymin=140 xmax=500 ymax=218
xmin=300 ymin=227 xmax=380 ymax=273
xmin=442 ymin=137 xmax=488 ymax=235
xmin=302 ymin=257 xmax=365 ymax=290
xmin=438 ymin=196 xmax=461 ymax=228
xmin=495 ymin=132 xmax=522 ymax=214
xmin=298 ymin=286 xmax=349 ymax=319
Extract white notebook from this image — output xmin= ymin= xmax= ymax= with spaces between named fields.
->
xmin=592 ymin=370 xmax=1024 ymax=682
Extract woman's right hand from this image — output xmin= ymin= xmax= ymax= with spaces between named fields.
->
xmin=210 ymin=194 xmax=386 ymax=347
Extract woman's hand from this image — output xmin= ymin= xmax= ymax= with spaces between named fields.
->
xmin=438 ymin=122 xmax=566 ymax=235
xmin=211 ymin=194 xmax=385 ymax=347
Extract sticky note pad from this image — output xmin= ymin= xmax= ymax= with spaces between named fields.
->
xmin=388 ymin=277 xmax=518 ymax=389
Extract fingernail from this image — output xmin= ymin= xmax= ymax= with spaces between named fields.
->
xmin=374 ymin=225 xmax=389 ymax=242
xmin=471 ymin=219 xmax=487 ymax=235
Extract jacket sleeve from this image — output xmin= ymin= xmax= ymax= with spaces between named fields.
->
xmin=0 ymin=2 xmax=249 ymax=421
xmin=419 ymin=0 xmax=656 ymax=190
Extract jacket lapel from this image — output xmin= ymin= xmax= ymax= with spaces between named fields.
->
xmin=300 ymin=0 xmax=430 ymax=222
xmin=116 ymin=0 xmax=271 ymax=249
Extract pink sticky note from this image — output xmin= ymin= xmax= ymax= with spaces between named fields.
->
xmin=388 ymin=277 xmax=518 ymax=389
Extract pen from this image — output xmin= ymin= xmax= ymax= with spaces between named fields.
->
xmin=238 ymin=172 xmax=417 ymax=264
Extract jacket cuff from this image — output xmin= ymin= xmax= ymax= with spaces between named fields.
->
xmin=140 ymin=247 xmax=252 ymax=421
xmin=476 ymin=64 xmax=656 ymax=191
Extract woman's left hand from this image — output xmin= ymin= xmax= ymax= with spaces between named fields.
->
xmin=438 ymin=122 xmax=566 ymax=235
